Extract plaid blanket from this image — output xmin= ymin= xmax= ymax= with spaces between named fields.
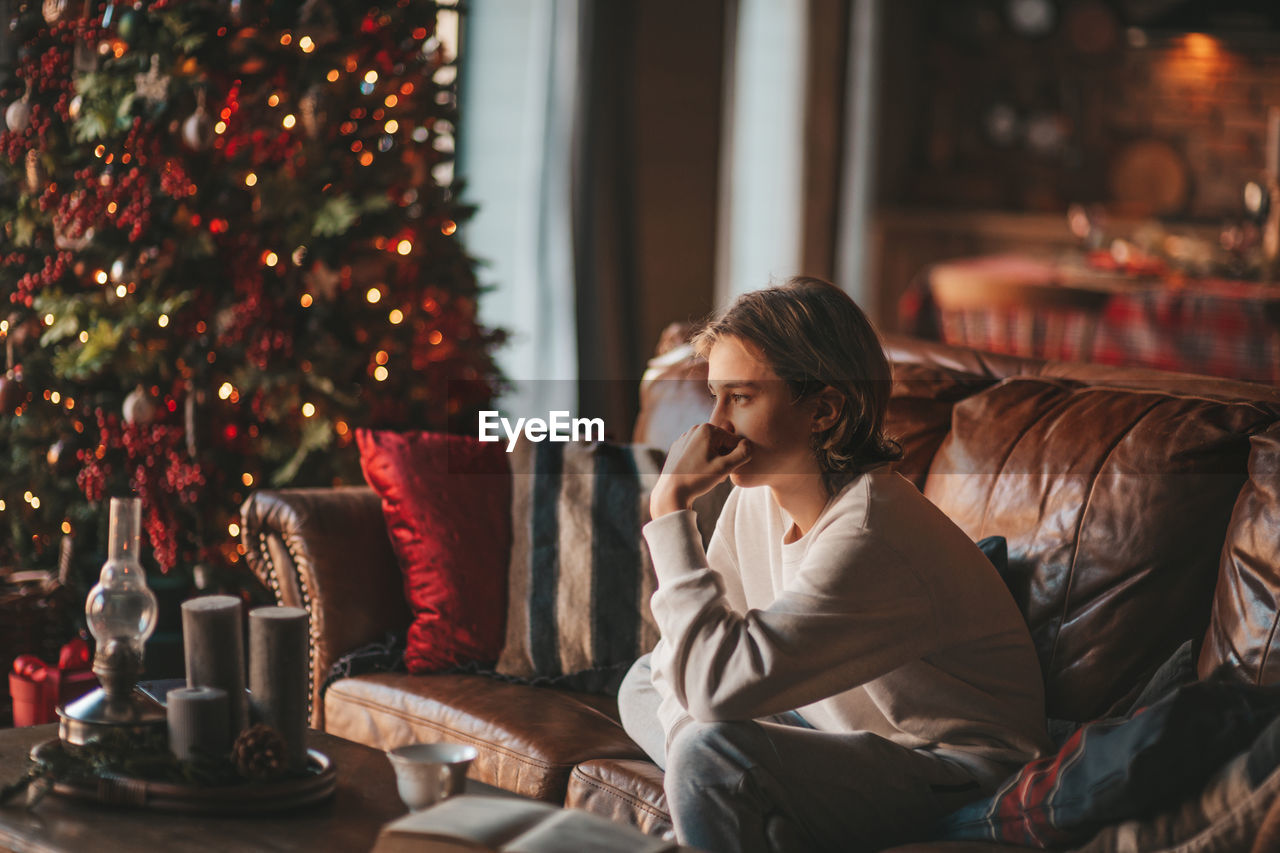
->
xmin=899 ymin=265 xmax=1280 ymax=385
xmin=935 ymin=680 xmax=1280 ymax=848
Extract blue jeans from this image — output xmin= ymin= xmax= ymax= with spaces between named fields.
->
xmin=618 ymin=654 xmax=1005 ymax=853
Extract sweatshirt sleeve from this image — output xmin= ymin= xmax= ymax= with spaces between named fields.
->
xmin=643 ymin=509 xmax=941 ymax=723
xmin=647 ymin=508 xmax=745 ymax=749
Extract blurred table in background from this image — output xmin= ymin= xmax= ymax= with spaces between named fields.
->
xmin=899 ymin=254 xmax=1280 ymax=385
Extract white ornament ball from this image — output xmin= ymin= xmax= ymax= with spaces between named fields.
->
xmin=123 ymin=385 xmax=159 ymax=425
xmin=182 ymin=107 xmax=214 ymax=151
xmin=5 ymin=98 xmax=31 ymax=133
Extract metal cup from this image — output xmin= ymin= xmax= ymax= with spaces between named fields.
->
xmin=386 ymin=742 xmax=478 ymax=811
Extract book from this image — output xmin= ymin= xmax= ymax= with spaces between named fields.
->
xmin=370 ymin=795 xmax=691 ymax=853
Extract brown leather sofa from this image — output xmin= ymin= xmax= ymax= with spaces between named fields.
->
xmin=241 ymin=332 xmax=1280 ymax=851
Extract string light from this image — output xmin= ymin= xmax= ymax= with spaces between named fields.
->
xmin=396 ymin=239 xmax=412 ymax=255
xmin=375 ymin=350 xmax=389 ymax=365
xmin=106 ymin=201 xmax=117 ymax=214
xmin=50 ymin=391 xmax=60 ymax=404
xmin=300 ymin=293 xmax=313 ymax=308
xmin=61 ymin=521 xmax=71 ymax=534
xmin=384 ymin=119 xmax=399 ymax=133
xmin=242 ymin=473 xmax=254 ymax=486
xmin=365 ymin=287 xmax=382 ymax=304
xmin=441 ymin=220 xmax=457 ymax=236
xmin=115 ymin=284 xmax=127 ymax=297
xmin=301 ymin=402 xmax=316 ymax=417
xmin=364 ymin=70 xmax=378 ymax=84
xmin=95 ymin=270 xmax=107 ymax=284
xmin=245 ymin=172 xmax=258 ymax=187
xmin=428 ymin=330 xmax=443 ymax=345
xmin=268 ymin=93 xmax=281 ymax=107
xmin=279 ymin=33 xmax=292 ymax=46
xmin=215 ymin=121 xmax=227 ymax=134
xmin=218 ymin=382 xmax=234 ymax=400
xmin=373 ymin=366 xmax=388 ymax=381
xmin=388 ymin=308 xmax=404 ymax=324
xmin=299 ymin=36 xmax=315 ymax=53
xmin=78 ymin=331 xmax=88 ymax=343
xmin=359 ymin=151 xmax=374 ymax=166
xmin=43 ymin=313 xmax=54 ymax=325
xmin=228 ymin=521 xmax=240 ymax=537
xmin=327 ymin=69 xmax=340 ymax=82
xmin=282 ymin=114 xmax=297 ymax=129
xmin=264 ymin=251 xmax=279 ymax=266
xmin=384 ymin=94 xmax=398 ymax=108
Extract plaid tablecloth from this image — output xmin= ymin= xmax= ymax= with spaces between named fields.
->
xmin=900 ymin=258 xmax=1280 ymax=385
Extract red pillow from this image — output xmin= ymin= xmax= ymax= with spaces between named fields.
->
xmin=356 ymin=429 xmax=512 ymax=673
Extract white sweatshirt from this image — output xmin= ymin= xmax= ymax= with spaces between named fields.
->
xmin=644 ymin=467 xmax=1053 ymax=773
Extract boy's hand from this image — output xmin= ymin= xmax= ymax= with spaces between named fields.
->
xmin=650 ymin=424 xmax=751 ymax=518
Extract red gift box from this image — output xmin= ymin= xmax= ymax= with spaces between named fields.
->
xmin=9 ymin=636 xmax=97 ymax=727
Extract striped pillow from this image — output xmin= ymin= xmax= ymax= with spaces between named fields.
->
xmin=495 ymin=438 xmax=665 ymax=689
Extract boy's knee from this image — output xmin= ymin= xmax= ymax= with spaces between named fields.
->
xmin=666 ymin=720 xmax=755 ymax=782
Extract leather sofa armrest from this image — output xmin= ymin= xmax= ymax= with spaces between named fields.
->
xmin=240 ymin=486 xmax=411 ymax=729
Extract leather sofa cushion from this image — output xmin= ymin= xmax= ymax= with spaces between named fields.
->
xmin=923 ymin=377 xmax=1272 ymax=721
xmin=1201 ymin=423 xmax=1280 ymax=684
xmin=566 ymin=759 xmax=674 ymax=842
xmin=323 ymin=672 xmax=646 ymax=801
xmin=563 ymin=759 xmax=1032 ymax=851
xmin=887 ymin=361 xmax=997 ymax=490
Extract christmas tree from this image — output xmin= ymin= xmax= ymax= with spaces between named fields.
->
xmin=0 ymin=0 xmax=505 ymax=588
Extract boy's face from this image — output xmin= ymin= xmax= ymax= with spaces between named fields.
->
xmin=706 ymin=335 xmax=821 ymax=488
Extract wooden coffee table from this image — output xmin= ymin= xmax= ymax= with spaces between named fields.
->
xmin=0 ymin=723 xmax=507 ymax=852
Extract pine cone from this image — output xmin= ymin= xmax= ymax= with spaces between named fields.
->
xmin=231 ymin=724 xmax=286 ymax=781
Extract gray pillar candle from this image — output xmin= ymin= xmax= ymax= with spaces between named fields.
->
xmin=167 ymin=686 xmax=229 ymax=762
xmin=181 ymin=595 xmax=248 ymax=741
xmin=248 ymin=606 xmax=309 ymax=771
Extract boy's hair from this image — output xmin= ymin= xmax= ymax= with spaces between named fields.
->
xmin=691 ymin=276 xmax=901 ymax=495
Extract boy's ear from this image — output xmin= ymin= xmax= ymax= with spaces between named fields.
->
xmin=811 ymin=386 xmax=843 ymax=432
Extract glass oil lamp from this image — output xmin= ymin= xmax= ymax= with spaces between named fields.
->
xmin=59 ymin=497 xmax=166 ymax=745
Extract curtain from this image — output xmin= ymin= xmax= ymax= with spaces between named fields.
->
xmin=458 ymin=0 xmax=582 ymax=422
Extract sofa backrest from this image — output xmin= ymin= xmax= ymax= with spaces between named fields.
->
xmin=634 ymin=331 xmax=1280 ymax=723
xmin=1201 ymin=423 xmax=1280 ymax=685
